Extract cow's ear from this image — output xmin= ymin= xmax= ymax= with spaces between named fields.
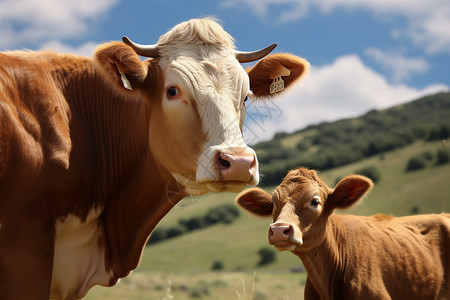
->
xmin=94 ymin=41 xmax=148 ymax=93
xmin=236 ymin=187 xmax=273 ymax=217
xmin=246 ymin=53 xmax=309 ymax=99
xmin=328 ymin=175 xmax=373 ymax=210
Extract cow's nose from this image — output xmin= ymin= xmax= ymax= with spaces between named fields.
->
xmin=269 ymin=224 xmax=293 ymax=243
xmin=217 ymin=148 xmax=257 ymax=182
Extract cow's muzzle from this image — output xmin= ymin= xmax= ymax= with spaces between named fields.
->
xmin=217 ymin=147 xmax=257 ymax=183
xmin=196 ymin=146 xmax=259 ymax=190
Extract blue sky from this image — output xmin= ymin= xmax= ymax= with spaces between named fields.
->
xmin=1 ymin=0 xmax=449 ymax=142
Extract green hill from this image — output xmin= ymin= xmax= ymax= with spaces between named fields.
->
xmin=255 ymin=92 xmax=450 ymax=185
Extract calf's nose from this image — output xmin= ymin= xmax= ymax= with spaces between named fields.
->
xmin=269 ymin=224 xmax=293 ymax=243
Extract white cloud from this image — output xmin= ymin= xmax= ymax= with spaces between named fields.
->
xmin=221 ymin=0 xmax=306 ymax=24
xmin=221 ymin=0 xmax=450 ymax=54
xmin=39 ymin=40 xmax=98 ymax=57
xmin=406 ymin=9 xmax=450 ymax=54
xmin=364 ymin=48 xmax=429 ymax=83
xmin=244 ymin=54 xmax=448 ymax=143
xmin=0 ymin=0 xmax=118 ymax=49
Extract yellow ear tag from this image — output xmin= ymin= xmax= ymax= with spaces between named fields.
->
xmin=269 ymin=64 xmax=291 ymax=95
xmin=115 ymin=63 xmax=133 ymax=90
xmin=120 ymin=72 xmax=132 ymax=90
xmin=270 ymin=76 xmax=284 ymax=94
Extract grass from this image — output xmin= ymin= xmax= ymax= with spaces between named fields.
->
xmin=86 ymin=271 xmax=306 ymax=300
xmin=85 ymin=140 xmax=450 ymax=300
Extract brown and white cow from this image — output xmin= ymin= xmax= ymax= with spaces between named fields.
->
xmin=237 ymin=167 xmax=450 ymax=300
xmin=0 ymin=18 xmax=309 ymax=299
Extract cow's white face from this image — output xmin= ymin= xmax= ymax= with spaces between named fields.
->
xmin=94 ymin=18 xmax=309 ymax=196
xmin=153 ymin=50 xmax=257 ymax=195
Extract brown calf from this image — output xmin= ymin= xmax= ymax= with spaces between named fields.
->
xmin=237 ymin=167 xmax=450 ymax=300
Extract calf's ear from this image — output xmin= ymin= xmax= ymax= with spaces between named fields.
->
xmin=328 ymin=175 xmax=373 ymax=210
xmin=94 ymin=41 xmax=149 ymax=94
xmin=236 ymin=187 xmax=273 ymax=217
xmin=246 ymin=53 xmax=309 ymax=99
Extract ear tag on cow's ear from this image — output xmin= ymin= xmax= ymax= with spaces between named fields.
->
xmin=269 ymin=64 xmax=291 ymax=94
xmin=120 ymin=72 xmax=132 ymax=90
xmin=270 ymin=76 xmax=285 ymax=94
xmin=115 ymin=63 xmax=133 ymax=90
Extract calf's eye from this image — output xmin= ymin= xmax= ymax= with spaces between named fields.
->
xmin=310 ymin=197 xmax=321 ymax=207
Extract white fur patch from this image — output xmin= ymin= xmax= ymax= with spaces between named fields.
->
xmin=50 ymin=207 xmax=112 ymax=299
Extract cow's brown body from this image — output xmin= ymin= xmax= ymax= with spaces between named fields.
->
xmin=0 ymin=18 xmax=309 ymax=299
xmin=237 ymin=168 xmax=450 ymax=300
xmin=0 ymin=50 xmax=178 ymax=299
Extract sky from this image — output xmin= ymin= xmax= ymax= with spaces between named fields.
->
xmin=1 ymin=0 xmax=449 ymax=143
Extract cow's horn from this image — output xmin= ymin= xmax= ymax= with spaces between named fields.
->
xmin=122 ymin=36 xmax=160 ymax=58
xmin=235 ymin=44 xmax=277 ymax=63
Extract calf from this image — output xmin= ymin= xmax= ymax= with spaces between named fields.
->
xmin=237 ymin=167 xmax=450 ymax=300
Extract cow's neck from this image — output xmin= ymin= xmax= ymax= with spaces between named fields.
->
xmin=59 ymin=60 xmax=187 ymax=284
xmin=294 ymin=217 xmax=351 ymax=300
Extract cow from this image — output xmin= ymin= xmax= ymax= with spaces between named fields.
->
xmin=236 ymin=167 xmax=450 ymax=300
xmin=0 ymin=18 xmax=310 ymax=299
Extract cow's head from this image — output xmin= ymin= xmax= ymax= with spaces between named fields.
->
xmin=94 ymin=18 xmax=309 ymax=196
xmin=236 ymin=168 xmax=373 ymax=252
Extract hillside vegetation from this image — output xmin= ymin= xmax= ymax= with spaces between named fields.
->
xmin=256 ymin=92 xmax=450 ymax=185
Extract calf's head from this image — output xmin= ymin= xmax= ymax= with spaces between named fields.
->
xmin=94 ymin=18 xmax=309 ymax=196
xmin=236 ymin=168 xmax=373 ymax=252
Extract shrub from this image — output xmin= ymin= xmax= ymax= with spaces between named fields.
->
xmin=257 ymin=247 xmax=276 ymax=266
xmin=189 ymin=284 xmax=210 ymax=298
xmin=406 ymin=156 xmax=427 ymax=171
xmin=405 ymin=151 xmax=432 ymax=171
xmin=179 ymin=216 xmax=205 ymax=231
xmin=166 ymin=225 xmax=186 ymax=238
xmin=211 ymin=260 xmax=224 ymax=271
xmin=147 ymin=204 xmax=241 ymax=246
xmin=411 ymin=206 xmax=420 ymax=215
xmin=427 ymin=125 xmax=450 ymax=141
xmin=147 ymin=228 xmax=167 ymax=244
xmin=204 ymin=204 xmax=240 ymax=225
xmin=436 ymin=148 xmax=450 ymax=165
xmin=296 ymin=142 xmax=309 ymax=151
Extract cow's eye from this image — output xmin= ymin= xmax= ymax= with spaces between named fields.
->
xmin=244 ymin=95 xmax=249 ymax=103
xmin=311 ymin=196 xmax=321 ymax=207
xmin=167 ymin=86 xmax=179 ymax=97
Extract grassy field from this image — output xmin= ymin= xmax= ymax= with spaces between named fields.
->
xmin=85 ymin=271 xmax=306 ymax=300
xmin=85 ymin=140 xmax=449 ymax=300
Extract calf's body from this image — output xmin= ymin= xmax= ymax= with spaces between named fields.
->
xmin=303 ymin=213 xmax=450 ymax=300
xmin=237 ymin=167 xmax=450 ymax=300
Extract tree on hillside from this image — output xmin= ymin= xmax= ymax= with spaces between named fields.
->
xmin=257 ymin=247 xmax=276 ymax=266
xmin=436 ymin=148 xmax=450 ymax=165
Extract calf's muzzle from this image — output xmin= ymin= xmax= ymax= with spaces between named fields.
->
xmin=269 ymin=222 xmax=303 ymax=249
